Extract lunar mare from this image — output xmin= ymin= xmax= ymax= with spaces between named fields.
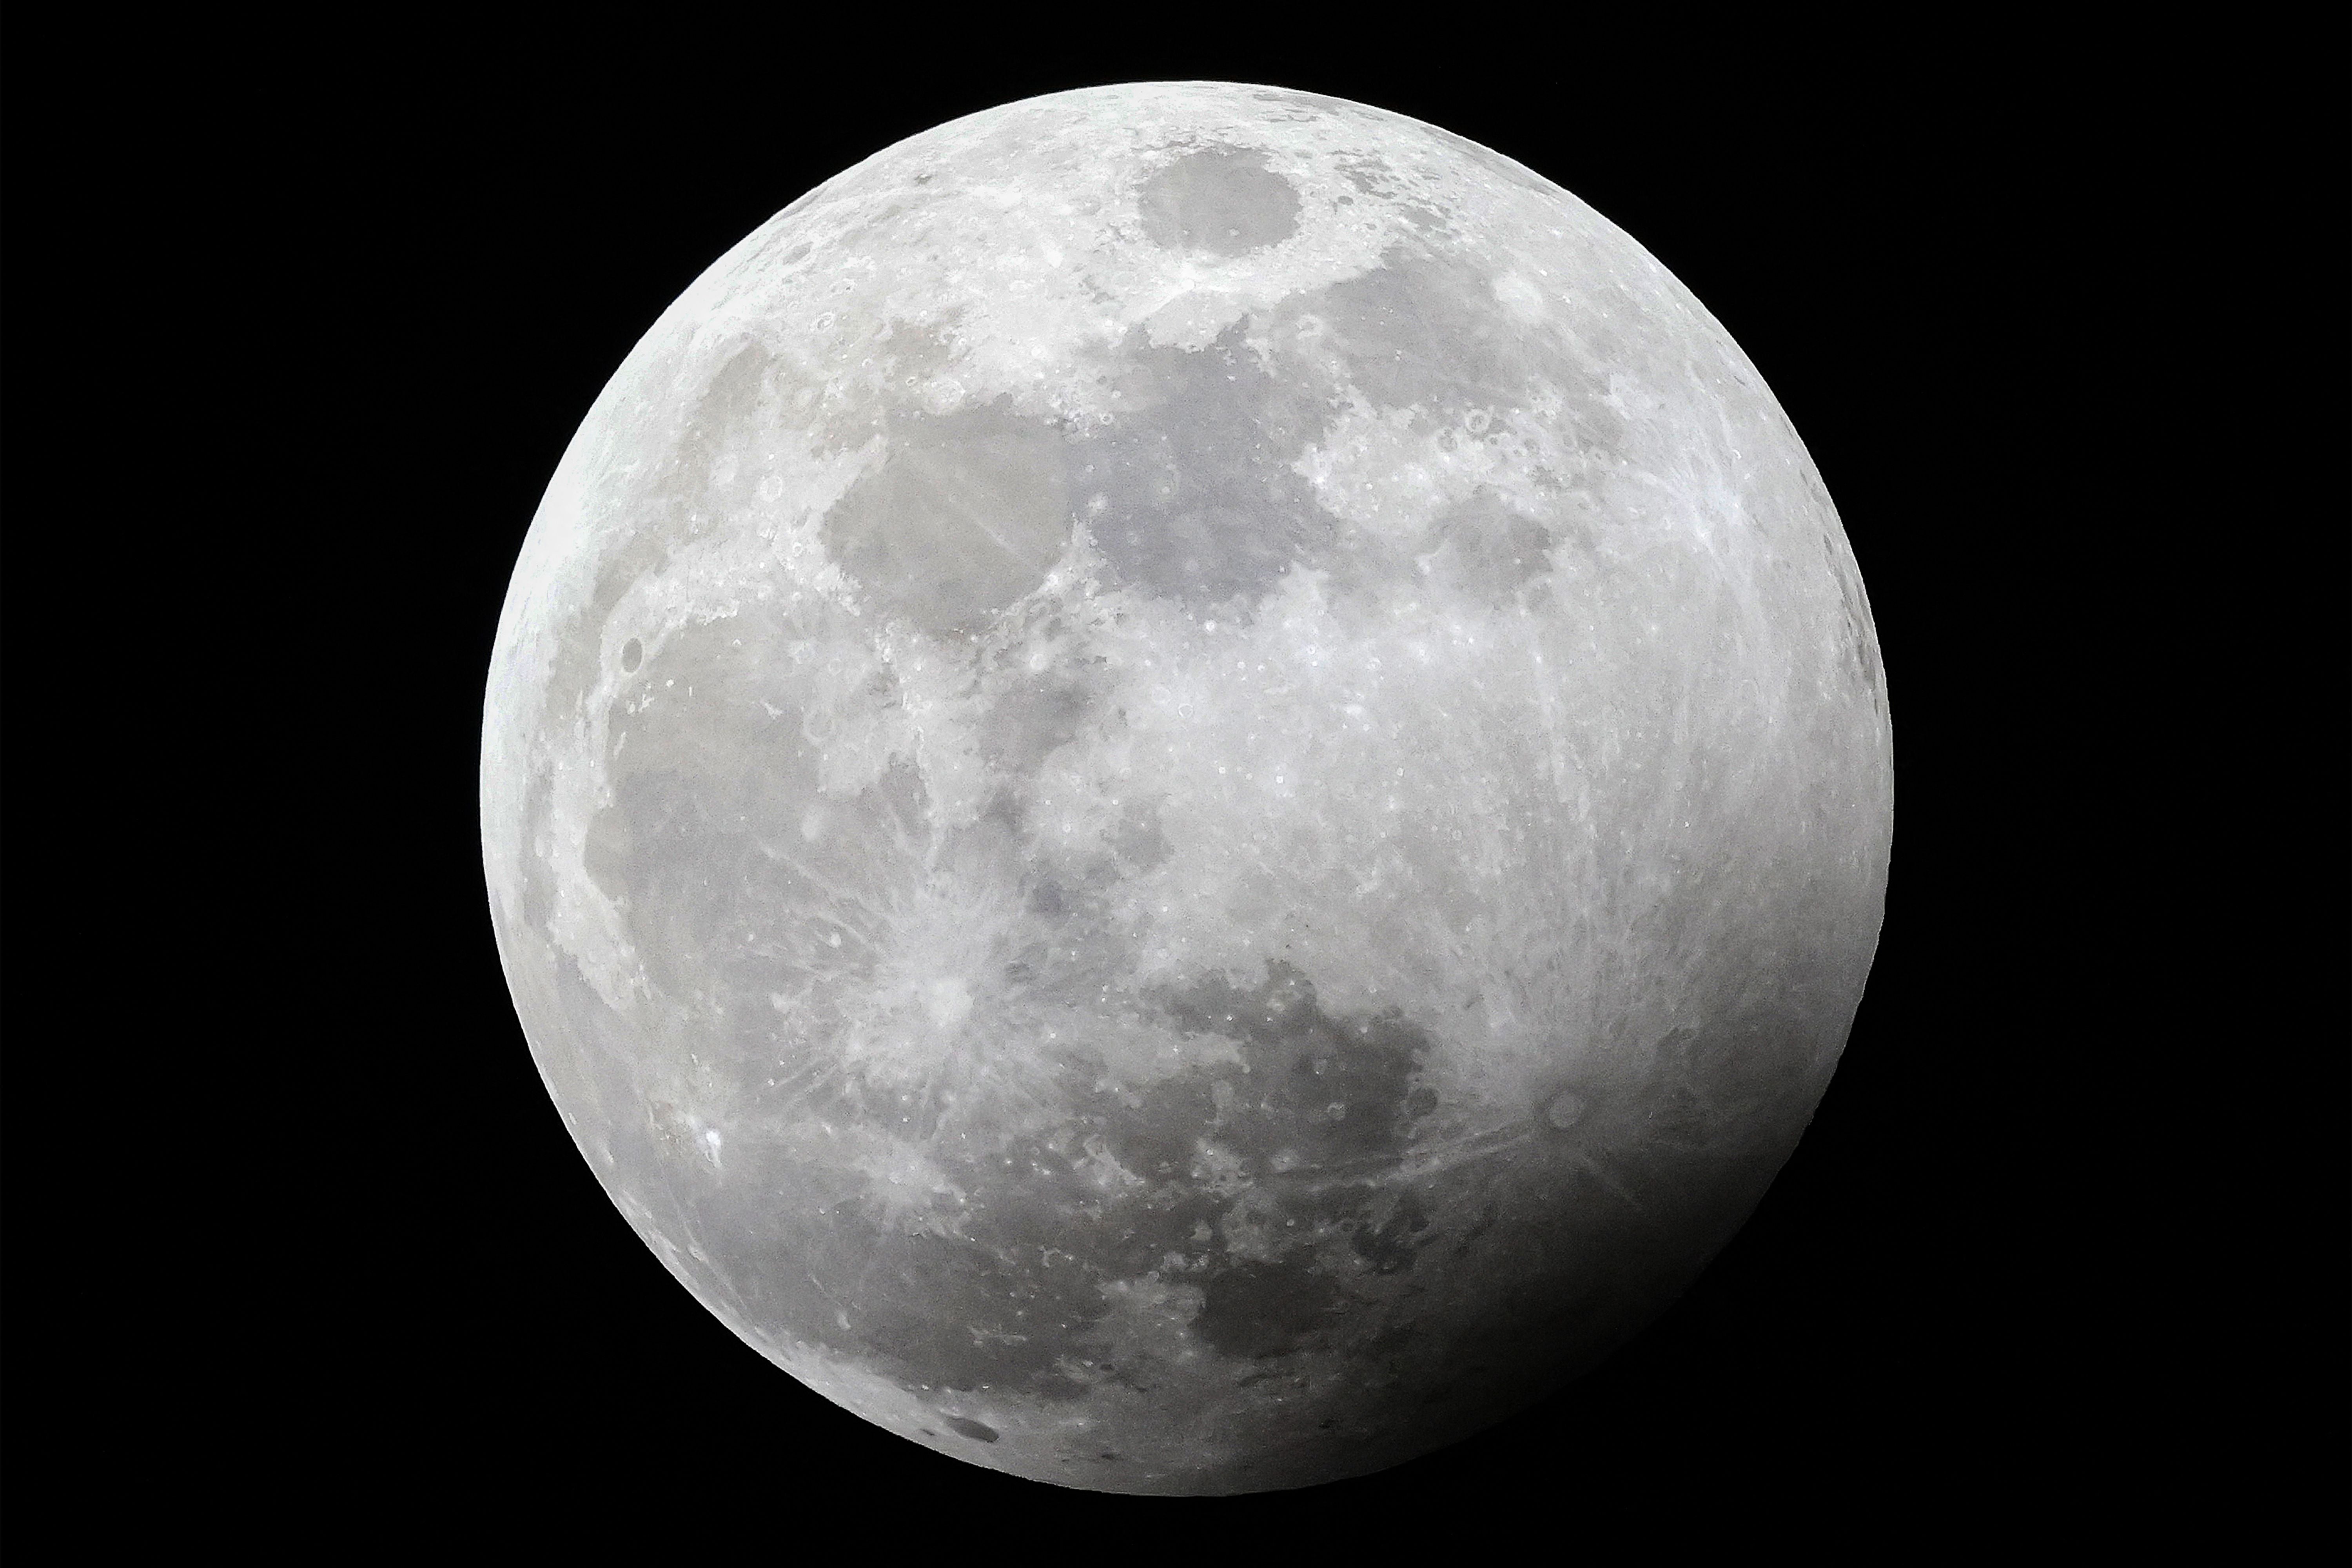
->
xmin=482 ymin=82 xmax=1892 ymax=1494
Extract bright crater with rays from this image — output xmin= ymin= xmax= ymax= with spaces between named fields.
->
xmin=482 ymin=82 xmax=1893 ymax=1494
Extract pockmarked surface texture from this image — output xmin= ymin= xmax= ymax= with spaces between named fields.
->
xmin=482 ymin=82 xmax=1893 ymax=1494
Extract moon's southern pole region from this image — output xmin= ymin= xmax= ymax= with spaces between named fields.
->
xmin=481 ymin=82 xmax=1892 ymax=1494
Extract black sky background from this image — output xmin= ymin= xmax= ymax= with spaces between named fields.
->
xmin=4 ymin=12 xmax=2343 ymax=1553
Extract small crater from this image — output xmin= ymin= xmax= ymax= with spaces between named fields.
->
xmin=619 ymin=638 xmax=642 ymax=673
xmin=944 ymin=1416 xmax=999 ymax=1444
xmin=1544 ymin=1091 xmax=1587 ymax=1131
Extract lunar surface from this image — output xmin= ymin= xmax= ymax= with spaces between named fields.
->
xmin=481 ymin=82 xmax=1892 ymax=1493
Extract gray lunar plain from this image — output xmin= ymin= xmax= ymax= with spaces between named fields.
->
xmin=481 ymin=82 xmax=1893 ymax=1493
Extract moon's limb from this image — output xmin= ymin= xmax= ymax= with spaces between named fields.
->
xmin=482 ymin=82 xmax=1891 ymax=1493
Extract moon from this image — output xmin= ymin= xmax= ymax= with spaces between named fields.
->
xmin=481 ymin=82 xmax=1892 ymax=1494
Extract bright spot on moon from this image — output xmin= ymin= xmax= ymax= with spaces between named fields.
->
xmin=481 ymin=81 xmax=1892 ymax=1495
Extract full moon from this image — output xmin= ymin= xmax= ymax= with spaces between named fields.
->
xmin=482 ymin=82 xmax=1891 ymax=1494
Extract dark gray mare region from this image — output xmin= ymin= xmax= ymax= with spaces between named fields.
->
xmin=713 ymin=961 xmax=1443 ymax=1409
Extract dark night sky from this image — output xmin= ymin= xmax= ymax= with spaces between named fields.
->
xmin=3 ymin=12 xmax=2341 ymax=1554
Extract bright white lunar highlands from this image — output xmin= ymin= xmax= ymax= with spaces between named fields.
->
xmin=482 ymin=82 xmax=1892 ymax=1493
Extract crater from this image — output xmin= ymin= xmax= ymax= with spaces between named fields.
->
xmin=1543 ymin=1091 xmax=1586 ymax=1131
xmin=1138 ymin=147 xmax=1300 ymax=256
xmin=944 ymin=1416 xmax=1000 ymax=1443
